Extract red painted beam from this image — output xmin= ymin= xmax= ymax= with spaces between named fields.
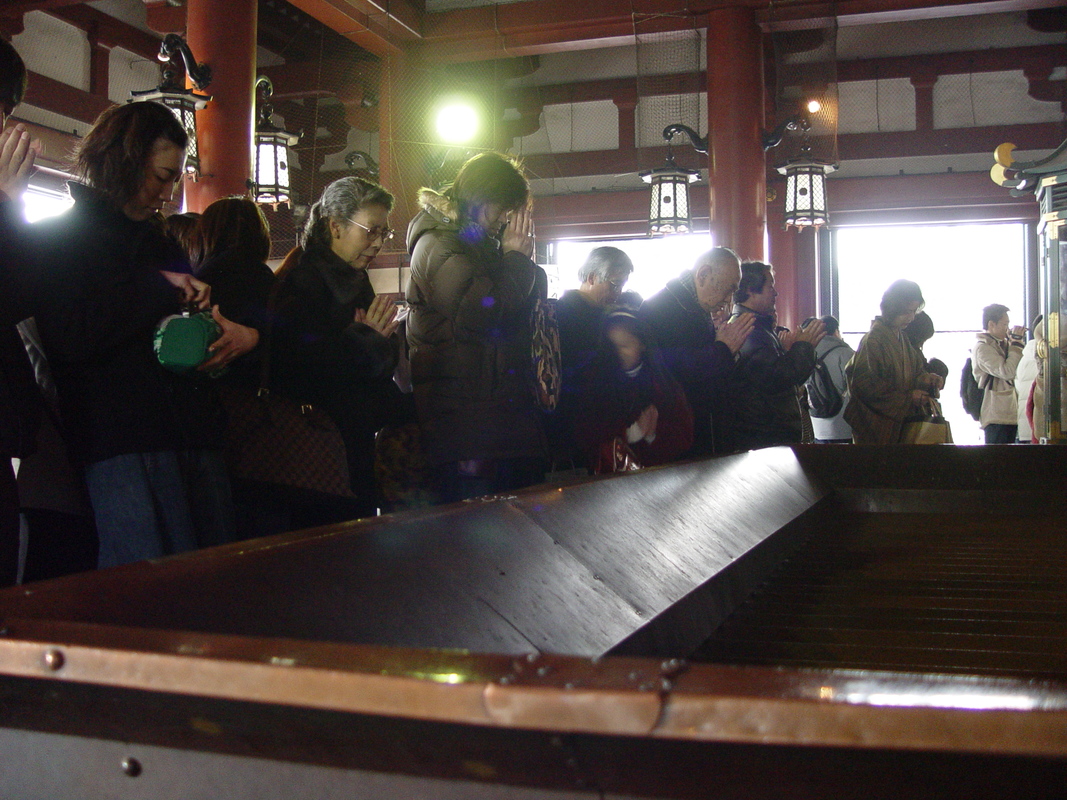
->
xmin=501 ymin=44 xmax=1066 ymax=114
xmin=504 ymin=72 xmax=705 ymax=109
xmin=515 ymin=121 xmax=1066 ymax=181
xmin=836 ymin=44 xmax=1066 ymax=82
xmin=50 ymin=5 xmax=163 ymax=61
xmin=757 ymin=0 xmax=1058 ymax=31
xmin=23 ymin=70 xmax=112 ymax=127
xmin=0 ymin=0 xmax=82 ymax=16
xmin=530 ymin=170 xmax=1037 ymax=242
xmin=825 ymin=170 xmax=1034 ymax=213
xmin=414 ymin=0 xmax=1054 ymax=63
xmin=259 ymin=60 xmax=379 ymax=104
xmin=520 ymin=146 xmax=704 ymax=181
xmin=286 ymin=0 xmax=422 ymax=57
xmin=838 ymin=122 xmax=1066 ymax=161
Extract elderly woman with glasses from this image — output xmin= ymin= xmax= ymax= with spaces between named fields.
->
xmin=270 ymin=176 xmax=411 ymax=524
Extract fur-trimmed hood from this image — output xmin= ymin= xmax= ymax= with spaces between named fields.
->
xmin=417 ymin=188 xmax=458 ymax=222
xmin=406 ymin=189 xmax=459 ymax=255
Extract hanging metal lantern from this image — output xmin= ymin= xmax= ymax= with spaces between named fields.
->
xmin=778 ymin=154 xmax=835 ymax=228
xmin=252 ymin=76 xmax=300 ymax=207
xmin=640 ymin=150 xmax=700 ymax=236
xmin=129 ymin=34 xmax=211 ymax=178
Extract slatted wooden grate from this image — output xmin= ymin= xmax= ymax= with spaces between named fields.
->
xmin=693 ymin=510 xmax=1067 ymax=680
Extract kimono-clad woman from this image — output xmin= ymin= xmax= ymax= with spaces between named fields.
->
xmin=844 ymin=279 xmax=945 ymax=445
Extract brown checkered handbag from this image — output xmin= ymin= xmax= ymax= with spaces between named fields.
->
xmin=218 ymin=384 xmax=354 ymax=500
xmin=218 ymin=321 xmax=354 ymax=500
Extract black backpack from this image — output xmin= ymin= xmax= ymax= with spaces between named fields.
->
xmin=960 ymin=357 xmax=991 ymax=421
xmin=806 ymin=343 xmax=847 ymax=419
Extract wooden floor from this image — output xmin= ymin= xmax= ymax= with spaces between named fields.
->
xmin=693 ymin=509 xmax=1067 ymax=680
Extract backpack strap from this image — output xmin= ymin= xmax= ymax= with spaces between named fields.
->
xmin=816 ymin=341 xmax=847 ymax=365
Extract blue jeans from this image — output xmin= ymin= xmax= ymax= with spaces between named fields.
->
xmin=85 ymin=450 xmax=235 ymax=569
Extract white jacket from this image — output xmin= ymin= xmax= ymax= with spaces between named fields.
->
xmin=972 ymin=332 xmax=1022 ymax=428
xmin=1015 ymin=338 xmax=1039 ymax=439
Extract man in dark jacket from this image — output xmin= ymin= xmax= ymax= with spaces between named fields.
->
xmin=726 ymin=261 xmax=824 ymax=452
xmin=552 ymin=246 xmax=633 ymax=465
xmin=640 ymin=247 xmax=753 ymax=458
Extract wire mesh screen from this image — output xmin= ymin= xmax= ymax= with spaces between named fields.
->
xmin=770 ymin=20 xmax=839 ymax=167
xmin=838 ymin=77 xmax=915 ymax=134
xmin=635 ymin=27 xmax=705 ymax=173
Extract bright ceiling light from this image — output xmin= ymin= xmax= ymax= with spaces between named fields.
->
xmin=436 ymin=103 xmax=479 ymax=144
xmin=806 ymin=99 xmax=822 ymax=114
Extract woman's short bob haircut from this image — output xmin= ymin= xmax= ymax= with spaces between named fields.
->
xmin=445 ymin=152 xmax=529 ymax=223
xmin=880 ymin=279 xmax=925 ymax=321
xmin=303 ymin=176 xmax=393 ymax=251
xmin=200 ymin=196 xmax=271 ymax=266
xmin=73 ymin=101 xmax=187 ymax=208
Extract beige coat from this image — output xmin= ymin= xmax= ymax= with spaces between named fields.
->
xmin=972 ymin=333 xmax=1022 ymax=428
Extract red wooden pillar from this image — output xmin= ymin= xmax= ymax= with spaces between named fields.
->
xmin=766 ymin=194 xmax=797 ymax=329
xmin=706 ymin=8 xmax=766 ymax=261
xmin=183 ymin=0 xmax=257 ymax=212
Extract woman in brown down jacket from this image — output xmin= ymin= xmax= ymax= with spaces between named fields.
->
xmin=405 ymin=153 xmax=548 ymax=503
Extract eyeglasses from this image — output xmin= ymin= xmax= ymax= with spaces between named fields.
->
xmin=348 ymin=218 xmax=395 ymax=242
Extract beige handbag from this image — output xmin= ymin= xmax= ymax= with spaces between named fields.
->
xmin=900 ymin=400 xmax=953 ymax=444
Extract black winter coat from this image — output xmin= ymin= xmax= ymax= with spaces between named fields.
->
xmin=0 ymin=201 xmax=41 ymax=459
xmin=15 ymin=183 xmax=221 ymax=464
xmin=270 ymin=244 xmax=409 ymax=507
xmin=726 ymin=305 xmax=816 ymax=451
xmin=639 ymin=277 xmax=734 ymax=458
xmin=196 ymin=244 xmax=275 ymax=389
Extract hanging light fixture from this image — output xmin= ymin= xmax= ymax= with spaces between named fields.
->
xmin=252 ymin=76 xmax=300 ymax=207
xmin=129 ymin=34 xmax=211 ymax=177
xmin=640 ymin=124 xmax=704 ymax=236
xmin=777 ymin=146 xmax=835 ymax=228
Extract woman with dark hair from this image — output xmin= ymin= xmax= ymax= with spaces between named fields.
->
xmin=844 ymin=279 xmax=945 ymax=444
xmin=194 ymin=197 xmax=280 ymax=539
xmin=163 ymin=211 xmax=202 ymax=269
xmin=573 ymin=312 xmax=693 ymax=471
xmin=270 ymin=175 xmax=406 ymax=523
xmin=406 ymin=151 xmax=548 ymax=502
xmin=195 ymin=197 xmax=274 ymax=338
xmin=904 ymin=310 xmax=949 ymax=381
xmin=15 ymin=101 xmax=254 ymax=567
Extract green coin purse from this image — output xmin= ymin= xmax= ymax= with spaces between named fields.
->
xmin=154 ymin=310 xmax=222 ymax=374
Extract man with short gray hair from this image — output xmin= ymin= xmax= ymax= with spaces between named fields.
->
xmin=557 ymin=246 xmax=634 ymax=383
xmin=551 ymin=247 xmax=634 ymax=465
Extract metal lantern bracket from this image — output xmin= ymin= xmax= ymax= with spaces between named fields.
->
xmin=663 ymin=124 xmax=707 ymax=155
xmin=762 ymin=114 xmax=811 ymax=151
xmin=345 ymin=150 xmax=380 ymax=178
xmin=159 ymin=33 xmax=212 ymax=92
